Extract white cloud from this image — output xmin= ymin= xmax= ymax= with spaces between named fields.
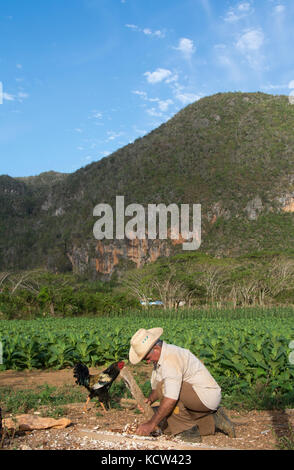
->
xmin=224 ymin=2 xmax=254 ymax=22
xmin=224 ymin=11 xmax=240 ymax=22
xmin=144 ymin=68 xmax=173 ymax=84
xmin=0 ymin=89 xmax=29 ymax=102
xmin=125 ymin=24 xmax=165 ymax=38
xmin=261 ymin=83 xmax=287 ymax=91
xmin=175 ymin=92 xmax=201 ymax=105
xmin=165 ymin=73 xmax=179 ymax=84
xmin=125 ymin=24 xmax=138 ymax=30
xmin=133 ymin=90 xmax=148 ymax=99
xmin=17 ymin=92 xmax=29 ymax=101
xmin=133 ymin=126 xmax=147 ymax=135
xmin=3 ymin=92 xmax=15 ymax=101
xmin=106 ymin=131 xmax=124 ymax=141
xmin=133 ymin=89 xmax=174 ymax=116
xmin=146 ymin=107 xmax=163 ymax=117
xmin=235 ymin=29 xmax=265 ymax=71
xmin=214 ymin=43 xmax=226 ymax=50
xmin=236 ymin=29 xmax=264 ymax=51
xmin=238 ymin=2 xmax=251 ymax=12
xmin=158 ymin=99 xmax=173 ymax=111
xmin=274 ymin=5 xmax=285 ymax=14
xmin=133 ymin=90 xmax=158 ymax=103
xmin=288 ymin=80 xmax=294 ymax=89
xmin=174 ymin=38 xmax=196 ymax=59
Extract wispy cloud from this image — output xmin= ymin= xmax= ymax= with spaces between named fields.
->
xmin=174 ymin=38 xmax=196 ymax=60
xmin=17 ymin=92 xmax=29 ymax=102
xmin=2 ymin=92 xmax=15 ymax=102
xmin=106 ymin=130 xmax=125 ymax=141
xmin=236 ymin=29 xmax=264 ymax=51
xmin=235 ymin=28 xmax=265 ymax=70
xmin=174 ymin=92 xmax=201 ymax=105
xmin=133 ymin=90 xmax=174 ymax=116
xmin=261 ymin=83 xmax=288 ymax=91
xmin=224 ymin=2 xmax=254 ymax=23
xmin=88 ymin=110 xmax=103 ymax=120
xmin=125 ymin=24 xmax=165 ymax=38
xmin=158 ymin=99 xmax=173 ymax=111
xmin=273 ymin=4 xmax=285 ymax=14
xmin=1 ymin=89 xmax=29 ymax=103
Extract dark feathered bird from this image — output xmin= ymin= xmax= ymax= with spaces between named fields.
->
xmin=73 ymin=361 xmax=125 ymax=412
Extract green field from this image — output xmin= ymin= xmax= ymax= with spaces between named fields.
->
xmin=1 ymin=307 xmax=294 ymax=409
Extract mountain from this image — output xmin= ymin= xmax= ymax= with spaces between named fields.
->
xmin=1 ymin=92 xmax=294 ymax=278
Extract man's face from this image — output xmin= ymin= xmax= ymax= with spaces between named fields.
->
xmin=143 ymin=345 xmax=161 ymax=365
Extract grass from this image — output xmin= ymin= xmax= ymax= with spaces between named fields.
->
xmin=1 ymin=371 xmax=293 ymax=449
xmin=1 ymin=370 xmax=292 ymax=417
xmin=0 ymin=384 xmax=86 ymax=415
xmin=276 ymin=426 xmax=294 ymax=450
xmin=220 ymin=380 xmax=294 ymax=411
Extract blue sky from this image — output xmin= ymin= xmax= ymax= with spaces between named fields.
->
xmin=1 ymin=0 xmax=294 ymax=177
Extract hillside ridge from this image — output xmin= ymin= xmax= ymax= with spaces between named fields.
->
xmin=1 ymin=91 xmax=294 ymax=277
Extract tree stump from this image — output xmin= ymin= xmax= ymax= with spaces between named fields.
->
xmin=120 ymin=366 xmax=154 ymax=420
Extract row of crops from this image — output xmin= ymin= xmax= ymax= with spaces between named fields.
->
xmin=1 ymin=308 xmax=294 ymax=396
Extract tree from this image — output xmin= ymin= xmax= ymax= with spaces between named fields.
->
xmin=122 ymin=270 xmax=154 ymax=306
xmin=196 ymin=265 xmax=227 ymax=305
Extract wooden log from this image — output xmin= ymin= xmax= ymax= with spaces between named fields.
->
xmin=119 ymin=398 xmax=137 ymax=409
xmin=120 ymin=366 xmax=154 ymax=420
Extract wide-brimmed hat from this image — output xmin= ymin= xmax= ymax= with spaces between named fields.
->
xmin=129 ymin=327 xmax=163 ymax=364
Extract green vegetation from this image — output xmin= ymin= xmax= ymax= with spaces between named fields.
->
xmin=1 ymin=93 xmax=294 ymax=275
xmin=1 ymin=250 xmax=294 ymax=321
xmin=0 ymin=270 xmax=139 ymax=319
xmin=1 ymin=310 xmax=293 ymax=411
xmin=0 ymin=384 xmax=85 ymax=415
xmin=123 ymin=252 xmax=294 ymax=308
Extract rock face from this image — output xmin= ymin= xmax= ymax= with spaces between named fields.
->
xmin=280 ymin=194 xmax=294 ymax=213
xmin=245 ymin=196 xmax=263 ymax=220
xmin=67 ymin=238 xmax=172 ymax=277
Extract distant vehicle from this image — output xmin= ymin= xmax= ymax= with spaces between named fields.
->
xmin=140 ymin=300 xmax=164 ymax=306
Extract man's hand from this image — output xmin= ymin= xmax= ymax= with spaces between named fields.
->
xmin=136 ymin=421 xmax=156 ymax=436
xmin=136 ymin=396 xmax=177 ymax=436
xmin=137 ymin=390 xmax=159 ymax=413
xmin=137 ymin=397 xmax=152 ymax=413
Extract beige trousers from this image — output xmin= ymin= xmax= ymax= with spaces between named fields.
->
xmin=156 ymin=381 xmax=216 ymax=436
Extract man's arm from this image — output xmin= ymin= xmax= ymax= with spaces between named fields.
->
xmin=146 ymin=389 xmax=159 ymax=405
xmin=136 ymin=396 xmax=177 ymax=436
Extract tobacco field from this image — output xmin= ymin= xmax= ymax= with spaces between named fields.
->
xmin=1 ymin=307 xmax=294 ymax=399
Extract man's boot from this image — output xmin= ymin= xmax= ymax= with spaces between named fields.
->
xmin=176 ymin=425 xmax=202 ymax=443
xmin=213 ymin=407 xmax=236 ymax=438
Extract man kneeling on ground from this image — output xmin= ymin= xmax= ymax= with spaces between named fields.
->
xmin=129 ymin=327 xmax=236 ymax=442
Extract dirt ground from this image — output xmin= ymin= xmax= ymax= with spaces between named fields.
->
xmin=1 ymin=367 xmax=293 ymax=451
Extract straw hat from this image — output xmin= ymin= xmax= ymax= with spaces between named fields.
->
xmin=129 ymin=327 xmax=163 ymax=364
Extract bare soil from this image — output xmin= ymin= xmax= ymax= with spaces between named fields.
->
xmin=1 ymin=367 xmax=293 ymax=451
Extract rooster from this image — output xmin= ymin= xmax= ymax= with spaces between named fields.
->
xmin=73 ymin=361 xmax=125 ymax=412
